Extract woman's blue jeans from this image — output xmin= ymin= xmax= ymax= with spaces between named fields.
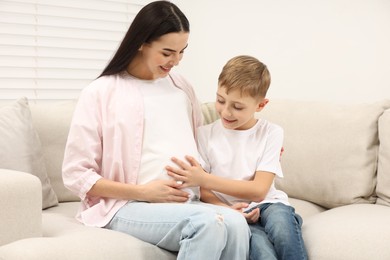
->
xmin=105 ymin=201 xmax=250 ymax=260
xmin=248 ymin=202 xmax=308 ymax=260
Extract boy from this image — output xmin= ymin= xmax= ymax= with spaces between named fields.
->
xmin=166 ymin=55 xmax=308 ymax=260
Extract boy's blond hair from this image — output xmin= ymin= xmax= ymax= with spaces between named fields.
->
xmin=218 ymin=55 xmax=271 ymax=99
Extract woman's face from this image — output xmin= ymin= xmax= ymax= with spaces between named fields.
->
xmin=135 ymin=32 xmax=189 ymax=80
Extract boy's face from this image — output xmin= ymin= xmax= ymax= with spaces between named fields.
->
xmin=215 ymin=86 xmax=268 ymax=130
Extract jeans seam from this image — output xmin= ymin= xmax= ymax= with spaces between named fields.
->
xmin=291 ymin=210 xmax=308 ymax=260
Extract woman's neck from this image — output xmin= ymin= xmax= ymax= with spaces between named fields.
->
xmin=127 ymin=56 xmax=154 ymax=80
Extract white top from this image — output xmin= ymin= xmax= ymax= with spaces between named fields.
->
xmin=138 ymin=77 xmax=200 ymax=200
xmin=197 ymin=118 xmax=289 ymax=211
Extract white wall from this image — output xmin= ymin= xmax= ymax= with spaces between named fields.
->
xmin=173 ymin=0 xmax=390 ymax=103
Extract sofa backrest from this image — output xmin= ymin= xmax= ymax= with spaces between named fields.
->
xmin=27 ymin=99 xmax=390 ymax=208
xmin=260 ymin=99 xmax=390 ymax=209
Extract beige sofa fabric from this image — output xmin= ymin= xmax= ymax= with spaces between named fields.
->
xmin=29 ymin=101 xmax=79 ymax=203
xmin=259 ymin=99 xmax=390 ymax=208
xmin=201 ymin=102 xmax=220 ymax=124
xmin=0 ymin=98 xmax=58 ymax=209
xmin=303 ymin=204 xmax=390 ymax=260
xmin=377 ymin=108 xmax=390 ymax=206
xmin=0 ymin=169 xmax=42 ymax=246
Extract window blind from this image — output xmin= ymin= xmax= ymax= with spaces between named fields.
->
xmin=0 ymin=0 xmax=151 ymax=101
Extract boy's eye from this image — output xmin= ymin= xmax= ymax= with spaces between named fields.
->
xmin=217 ymin=99 xmax=225 ymax=104
xmin=234 ymin=107 xmax=243 ymax=111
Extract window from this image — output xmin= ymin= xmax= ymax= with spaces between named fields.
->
xmin=0 ymin=0 xmax=150 ymax=101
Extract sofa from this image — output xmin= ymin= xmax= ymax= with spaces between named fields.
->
xmin=1 ymin=97 xmax=390 ymax=260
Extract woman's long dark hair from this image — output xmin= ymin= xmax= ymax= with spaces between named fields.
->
xmin=99 ymin=1 xmax=190 ymax=78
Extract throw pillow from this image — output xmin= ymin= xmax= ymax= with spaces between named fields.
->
xmin=376 ymin=108 xmax=390 ymax=206
xmin=30 ymin=100 xmax=80 ymax=202
xmin=0 ymin=97 xmax=58 ymax=209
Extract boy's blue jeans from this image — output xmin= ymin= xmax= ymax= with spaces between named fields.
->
xmin=105 ymin=201 xmax=250 ymax=260
xmin=248 ymin=202 xmax=308 ymax=260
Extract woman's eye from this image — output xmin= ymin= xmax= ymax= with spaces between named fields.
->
xmin=217 ymin=99 xmax=225 ymax=104
xmin=162 ymin=53 xmax=170 ymax=57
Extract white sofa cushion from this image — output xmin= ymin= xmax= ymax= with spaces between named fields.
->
xmin=376 ymin=108 xmax=390 ymax=206
xmin=303 ymin=204 xmax=390 ymax=260
xmin=260 ymin=99 xmax=390 ymax=208
xmin=0 ymin=98 xmax=58 ymax=209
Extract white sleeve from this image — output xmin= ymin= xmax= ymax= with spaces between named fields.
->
xmin=256 ymin=124 xmax=284 ymax=178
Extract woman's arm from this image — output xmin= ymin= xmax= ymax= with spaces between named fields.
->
xmin=87 ymin=178 xmax=191 ymax=203
xmin=200 ymin=187 xmax=227 ymax=206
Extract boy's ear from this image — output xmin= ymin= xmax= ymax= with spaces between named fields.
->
xmin=256 ymin=99 xmax=269 ymax=112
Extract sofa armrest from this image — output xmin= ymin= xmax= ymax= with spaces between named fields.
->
xmin=0 ymin=169 xmax=42 ymax=246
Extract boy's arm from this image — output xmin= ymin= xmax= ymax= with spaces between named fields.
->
xmin=209 ymin=170 xmax=274 ymax=202
xmin=167 ymin=156 xmax=275 ymax=203
xmin=200 ymin=187 xmax=227 ymax=206
xmin=200 ymin=187 xmax=261 ymax=224
xmin=204 ymin=170 xmax=274 ymax=202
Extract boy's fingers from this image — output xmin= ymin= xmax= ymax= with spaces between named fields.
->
xmin=166 ymin=167 xmax=180 ymax=175
xmin=167 ymin=169 xmax=186 ymax=179
xmin=171 ymin=157 xmax=189 ymax=169
xmin=185 ymin=155 xmax=200 ymax=167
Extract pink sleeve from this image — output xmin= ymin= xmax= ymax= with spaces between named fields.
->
xmin=62 ymin=85 xmax=103 ymax=201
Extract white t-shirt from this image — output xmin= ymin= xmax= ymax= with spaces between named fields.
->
xmin=197 ymin=119 xmax=289 ymax=210
xmin=137 ymin=76 xmax=200 ymax=200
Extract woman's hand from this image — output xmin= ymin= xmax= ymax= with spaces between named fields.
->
xmin=87 ymin=178 xmax=190 ymax=203
xmin=231 ymin=202 xmax=260 ymax=224
xmin=138 ymin=179 xmax=190 ymax=203
xmin=165 ymin=155 xmax=208 ymax=187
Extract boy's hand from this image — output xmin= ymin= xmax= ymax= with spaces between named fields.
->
xmin=243 ymin=207 xmax=260 ymax=224
xmin=165 ymin=155 xmax=208 ymax=187
xmin=231 ymin=202 xmax=260 ymax=224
